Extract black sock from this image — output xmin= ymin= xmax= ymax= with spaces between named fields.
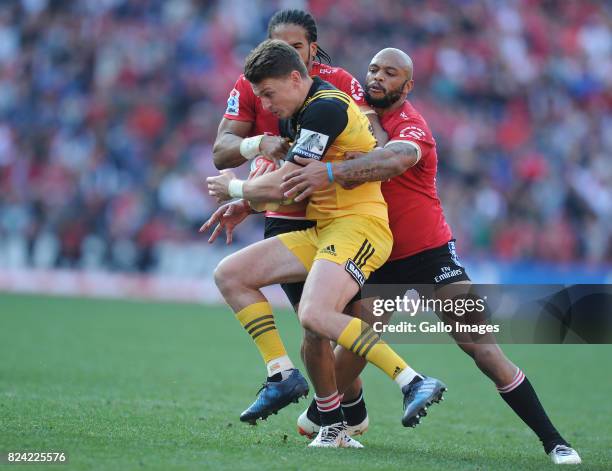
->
xmin=306 ymin=398 xmax=321 ymax=425
xmin=267 ymin=372 xmax=282 ymax=382
xmin=341 ymin=389 xmax=367 ymax=426
xmin=315 ymin=392 xmax=344 ymax=426
xmin=499 ymin=375 xmax=569 ymax=453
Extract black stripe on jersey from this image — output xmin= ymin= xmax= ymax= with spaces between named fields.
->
xmin=355 ymin=242 xmax=372 ymax=268
xmin=353 ymin=239 xmax=369 ymax=265
xmin=359 ymin=246 xmax=376 ymax=269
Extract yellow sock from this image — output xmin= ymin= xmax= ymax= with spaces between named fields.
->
xmin=235 ymin=302 xmax=290 ymax=372
xmin=338 ymin=318 xmax=408 ymax=381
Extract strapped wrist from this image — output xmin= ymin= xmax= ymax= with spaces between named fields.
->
xmin=228 ymin=179 xmax=245 ymax=198
xmin=239 ymin=135 xmax=264 ymax=160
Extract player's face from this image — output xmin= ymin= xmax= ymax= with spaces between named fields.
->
xmin=270 ymin=24 xmax=317 ymax=69
xmin=252 ymin=72 xmax=303 ymax=119
xmin=364 ymin=58 xmax=413 ymax=108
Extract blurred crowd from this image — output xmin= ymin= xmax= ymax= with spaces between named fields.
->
xmin=0 ymin=0 xmax=610 ymax=275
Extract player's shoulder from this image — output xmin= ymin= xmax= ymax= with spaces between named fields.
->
xmin=314 ymin=63 xmax=354 ymax=81
xmin=306 ymin=79 xmax=351 ymax=109
xmin=384 ymin=100 xmax=435 ymax=144
xmin=229 ymin=74 xmax=253 ymax=93
xmin=312 ymin=61 xmax=342 ymax=77
xmin=388 ymin=101 xmax=430 ymax=129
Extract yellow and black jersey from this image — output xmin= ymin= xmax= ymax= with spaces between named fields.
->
xmin=281 ymin=77 xmax=388 ymax=222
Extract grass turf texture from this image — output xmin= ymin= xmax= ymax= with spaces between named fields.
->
xmin=1 ymin=293 xmax=610 ymax=471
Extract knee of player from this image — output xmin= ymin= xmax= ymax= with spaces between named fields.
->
xmin=298 ymin=304 xmax=325 ymax=335
xmin=213 ymin=256 xmax=242 ymax=294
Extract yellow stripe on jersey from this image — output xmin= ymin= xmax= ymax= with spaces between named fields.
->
xmin=303 ymin=90 xmax=351 ymax=109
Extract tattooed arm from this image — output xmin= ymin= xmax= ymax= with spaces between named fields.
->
xmin=332 ymin=142 xmax=420 ymax=188
xmin=280 ymin=142 xmax=420 ymax=201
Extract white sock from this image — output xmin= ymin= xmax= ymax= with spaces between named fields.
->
xmin=394 ymin=366 xmax=421 ymax=389
xmin=266 ymin=355 xmax=294 ymax=378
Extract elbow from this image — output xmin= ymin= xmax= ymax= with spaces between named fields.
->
xmin=212 ymin=145 xmax=229 ymax=170
xmin=387 ymin=159 xmax=407 ymax=177
xmin=390 ymin=153 xmax=417 ymax=176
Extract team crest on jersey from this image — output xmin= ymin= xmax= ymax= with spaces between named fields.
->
xmin=225 ymin=88 xmax=240 ymax=116
xmin=293 ymin=129 xmax=329 ymax=160
xmin=351 ymin=78 xmax=364 ymax=102
xmin=399 ymin=125 xmax=426 ymax=140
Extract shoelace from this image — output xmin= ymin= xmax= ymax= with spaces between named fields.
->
xmin=554 ymin=446 xmax=574 ymax=456
xmin=320 ymin=423 xmax=345 ymax=442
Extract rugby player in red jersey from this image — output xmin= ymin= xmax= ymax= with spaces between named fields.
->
xmin=207 ymin=9 xmax=381 ymax=431
xmin=280 ymin=48 xmax=581 ymax=465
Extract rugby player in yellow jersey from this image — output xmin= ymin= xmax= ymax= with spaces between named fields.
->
xmin=207 ymin=40 xmax=446 ymax=448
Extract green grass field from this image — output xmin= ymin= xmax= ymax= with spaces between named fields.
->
xmin=1 ymin=293 xmax=611 ymax=470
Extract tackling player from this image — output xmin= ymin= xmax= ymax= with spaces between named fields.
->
xmin=280 ymin=48 xmax=581 ymax=465
xmin=207 ymin=40 xmax=446 ymax=448
xmin=208 ymin=9 xmax=382 ymax=429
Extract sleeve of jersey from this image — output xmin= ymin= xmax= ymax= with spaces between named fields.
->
xmin=335 ymin=70 xmax=367 ymax=107
xmin=285 ymin=100 xmax=348 ymax=165
xmin=223 ymin=76 xmax=256 ymax=122
xmin=386 ymin=120 xmax=435 ymax=163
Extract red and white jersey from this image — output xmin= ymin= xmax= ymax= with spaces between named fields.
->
xmin=222 ymin=61 xmax=367 ymax=219
xmin=381 ymin=100 xmax=452 ymax=261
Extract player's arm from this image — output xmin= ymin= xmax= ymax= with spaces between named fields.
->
xmin=244 ymin=97 xmax=347 ymax=201
xmin=332 ymin=141 xmax=420 ymax=187
xmin=207 ymin=162 xmax=300 ymax=203
xmin=281 ymin=141 xmax=419 ymax=200
xmin=212 ymin=119 xmax=289 ymax=170
xmin=210 ymin=98 xmax=347 ymax=203
xmin=243 ymin=163 xmax=299 ymax=202
xmin=360 ymin=105 xmax=388 ymax=147
xmin=212 ymin=118 xmax=254 ymax=169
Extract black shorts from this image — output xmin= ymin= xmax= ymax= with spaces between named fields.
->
xmin=264 ymin=217 xmax=316 ymax=307
xmin=364 ymin=240 xmax=470 ymax=295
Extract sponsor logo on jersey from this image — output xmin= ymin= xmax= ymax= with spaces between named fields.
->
xmin=293 ymin=129 xmax=328 ymax=160
xmin=399 ymin=125 xmax=426 ymax=141
xmin=345 ymin=259 xmax=366 ymax=287
xmin=434 ymin=265 xmax=464 ymax=284
xmin=320 ymin=244 xmax=337 ymax=256
xmin=225 ymin=88 xmax=240 ymax=116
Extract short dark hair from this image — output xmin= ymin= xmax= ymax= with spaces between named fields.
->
xmin=244 ymin=39 xmax=308 ymax=84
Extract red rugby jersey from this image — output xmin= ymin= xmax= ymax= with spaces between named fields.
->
xmin=380 ymin=100 xmax=452 ymax=260
xmin=222 ymin=62 xmax=367 ymax=219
